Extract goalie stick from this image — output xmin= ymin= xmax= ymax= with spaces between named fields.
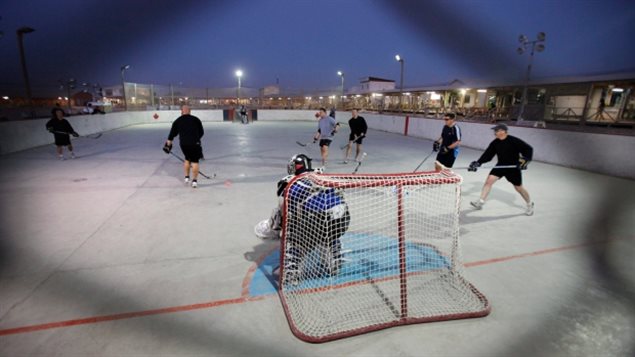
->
xmin=412 ymin=149 xmax=436 ymax=173
xmin=351 ymin=152 xmax=367 ymax=174
xmin=434 ymin=160 xmax=518 ymax=172
xmin=49 ymin=130 xmax=102 ymax=139
xmin=167 ymin=151 xmax=215 ymax=179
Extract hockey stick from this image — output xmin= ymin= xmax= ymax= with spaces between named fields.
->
xmin=340 ymin=135 xmax=363 ymax=150
xmin=412 ymin=149 xmax=436 ymax=173
xmin=49 ymin=130 xmax=102 ymax=139
xmin=351 ymin=152 xmax=367 ymax=174
xmin=434 ymin=160 xmax=518 ymax=172
xmin=168 ymin=151 xmax=215 ymax=179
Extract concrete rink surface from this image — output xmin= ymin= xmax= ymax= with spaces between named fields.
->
xmin=0 ymin=121 xmax=633 ymax=356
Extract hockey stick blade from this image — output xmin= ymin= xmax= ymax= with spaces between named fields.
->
xmin=168 ymin=151 xmax=215 ymax=179
xmin=352 ymin=152 xmax=367 ymax=174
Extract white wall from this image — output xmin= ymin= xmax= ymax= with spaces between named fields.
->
xmin=1 ymin=109 xmax=633 ymax=179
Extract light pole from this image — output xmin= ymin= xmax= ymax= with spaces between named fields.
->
xmin=17 ymin=26 xmax=35 ymax=118
xmin=395 ymin=54 xmax=404 ymax=112
xmin=120 ymin=64 xmax=130 ymax=111
xmin=516 ymin=32 xmax=546 ymax=122
xmin=337 ymin=71 xmax=344 ymax=109
xmin=235 ymin=69 xmax=243 ymax=104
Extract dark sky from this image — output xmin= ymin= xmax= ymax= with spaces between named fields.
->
xmin=1 ymin=0 xmax=634 ymax=96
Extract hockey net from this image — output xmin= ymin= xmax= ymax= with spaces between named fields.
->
xmin=278 ymin=170 xmax=490 ymax=342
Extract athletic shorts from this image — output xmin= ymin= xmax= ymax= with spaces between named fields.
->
xmin=436 ymin=152 xmax=456 ymax=168
xmin=180 ymin=144 xmax=203 ymax=163
xmin=319 ymin=139 xmax=332 ymax=147
xmin=490 ymin=168 xmax=522 ymax=186
xmin=349 ymin=133 xmax=364 ymax=144
xmin=54 ymin=134 xmax=71 ymax=146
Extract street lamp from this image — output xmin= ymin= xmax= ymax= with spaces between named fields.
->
xmin=395 ymin=54 xmax=404 ymax=111
xmin=17 ymin=26 xmax=35 ymax=118
xmin=516 ymin=32 xmax=546 ymax=122
xmin=337 ymin=71 xmax=345 ymax=109
xmin=120 ymin=64 xmax=130 ymax=111
xmin=235 ymin=69 xmax=243 ymax=103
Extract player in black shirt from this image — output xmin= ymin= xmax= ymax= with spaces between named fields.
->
xmin=469 ymin=124 xmax=535 ymax=216
xmin=45 ymin=108 xmax=79 ymax=160
xmin=433 ymin=113 xmax=461 ymax=168
xmin=164 ymin=105 xmax=204 ymax=188
xmin=343 ymin=109 xmax=368 ymax=164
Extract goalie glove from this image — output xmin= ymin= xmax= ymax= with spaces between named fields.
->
xmin=162 ymin=142 xmax=172 ymax=154
xmin=518 ymin=157 xmax=530 ymax=170
xmin=468 ymin=161 xmax=481 ymax=172
xmin=432 ymin=142 xmax=440 ymax=152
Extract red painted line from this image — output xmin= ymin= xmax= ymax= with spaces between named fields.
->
xmin=0 ymin=297 xmax=248 ymax=336
xmin=1 ymin=238 xmax=621 ymax=337
xmin=404 ymin=116 xmax=410 ymax=136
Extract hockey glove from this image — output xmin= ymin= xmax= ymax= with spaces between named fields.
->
xmin=441 ymin=145 xmax=450 ymax=154
xmin=518 ymin=157 xmax=530 ymax=170
xmin=433 ymin=142 xmax=440 ymax=152
xmin=72 ymin=132 xmax=79 ymax=137
xmin=468 ymin=161 xmax=481 ymax=172
xmin=162 ymin=142 xmax=172 ymax=154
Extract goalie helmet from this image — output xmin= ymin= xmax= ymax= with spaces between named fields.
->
xmin=288 ymin=154 xmax=312 ymax=175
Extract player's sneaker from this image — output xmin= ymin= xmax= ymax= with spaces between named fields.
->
xmin=70 ymin=153 xmax=75 ymax=159
xmin=191 ymin=180 xmax=198 ymax=188
xmin=470 ymin=199 xmax=484 ymax=210
xmin=184 ymin=176 xmax=190 ymax=184
xmin=526 ymin=202 xmax=535 ymax=216
xmin=58 ymin=155 xmax=65 ymax=161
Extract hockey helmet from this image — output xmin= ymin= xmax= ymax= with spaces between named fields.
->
xmin=288 ymin=154 xmax=312 ymax=175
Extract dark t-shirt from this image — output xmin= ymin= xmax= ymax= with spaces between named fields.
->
xmin=168 ymin=114 xmax=204 ymax=145
xmin=477 ymin=135 xmax=533 ymax=165
xmin=348 ymin=116 xmax=368 ymax=136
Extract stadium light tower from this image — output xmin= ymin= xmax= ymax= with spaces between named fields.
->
xmin=120 ymin=64 xmax=130 ymax=111
xmin=17 ymin=26 xmax=35 ymax=118
xmin=235 ymin=69 xmax=243 ymax=102
xmin=516 ymin=32 xmax=546 ymax=122
xmin=337 ymin=71 xmax=345 ymax=109
xmin=395 ymin=54 xmax=404 ymax=112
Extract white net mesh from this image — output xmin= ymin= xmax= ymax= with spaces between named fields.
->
xmin=278 ymin=170 xmax=490 ymax=342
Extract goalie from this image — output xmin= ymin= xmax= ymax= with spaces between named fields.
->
xmin=254 ymin=154 xmax=350 ymax=284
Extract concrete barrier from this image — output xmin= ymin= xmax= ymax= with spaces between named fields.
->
xmin=1 ymin=109 xmax=633 ymax=179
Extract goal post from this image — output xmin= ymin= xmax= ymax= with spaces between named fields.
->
xmin=278 ymin=170 xmax=490 ymax=343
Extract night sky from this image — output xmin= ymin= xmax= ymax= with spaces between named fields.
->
xmin=1 ymin=0 xmax=634 ymax=96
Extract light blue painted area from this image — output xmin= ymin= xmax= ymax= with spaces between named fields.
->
xmin=248 ymin=234 xmax=451 ymax=297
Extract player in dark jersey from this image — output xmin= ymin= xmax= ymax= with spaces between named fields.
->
xmin=469 ymin=124 xmax=535 ymax=216
xmin=343 ymin=108 xmax=368 ymax=164
xmin=164 ymin=105 xmax=204 ymax=188
xmin=46 ymin=108 xmax=79 ymax=160
xmin=433 ymin=113 xmax=461 ymax=168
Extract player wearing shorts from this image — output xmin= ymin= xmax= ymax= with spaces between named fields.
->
xmin=343 ymin=108 xmax=367 ymax=164
xmin=164 ymin=105 xmax=204 ymax=188
xmin=433 ymin=113 xmax=461 ymax=168
xmin=469 ymin=124 xmax=535 ymax=215
xmin=46 ymin=108 xmax=79 ymax=160
xmin=313 ymin=107 xmax=339 ymax=167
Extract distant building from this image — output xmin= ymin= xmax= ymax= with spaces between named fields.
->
xmin=353 ymin=77 xmax=396 ymax=93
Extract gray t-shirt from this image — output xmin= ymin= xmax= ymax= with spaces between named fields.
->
xmin=317 ymin=116 xmax=337 ymax=141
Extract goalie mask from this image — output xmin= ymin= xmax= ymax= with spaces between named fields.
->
xmin=288 ymin=154 xmax=312 ymax=175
